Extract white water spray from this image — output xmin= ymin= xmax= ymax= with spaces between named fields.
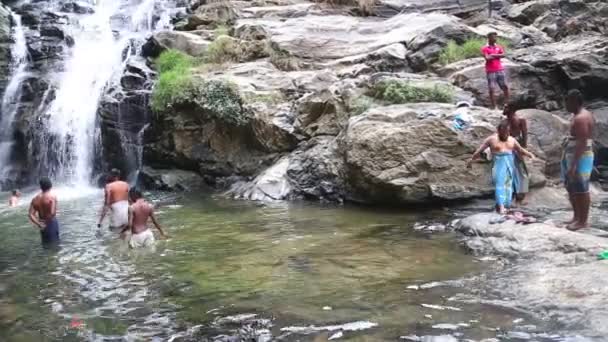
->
xmin=0 ymin=11 xmax=28 ymax=177
xmin=45 ymin=0 xmax=171 ymax=186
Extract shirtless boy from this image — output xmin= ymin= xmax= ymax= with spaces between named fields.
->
xmin=121 ymin=189 xmax=168 ymax=248
xmin=468 ymin=120 xmax=535 ymax=214
xmin=9 ymin=190 xmax=20 ymax=207
xmin=504 ymin=105 xmax=530 ymax=205
xmin=28 ymin=177 xmax=59 ymax=244
xmin=98 ymin=169 xmax=129 ymax=230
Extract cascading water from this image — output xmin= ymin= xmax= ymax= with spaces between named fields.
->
xmin=0 ymin=10 xmax=28 ymax=182
xmin=39 ymin=0 xmax=172 ymax=186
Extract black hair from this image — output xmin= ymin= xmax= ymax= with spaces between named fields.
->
xmin=11 ymin=190 xmax=18 ymax=196
xmin=110 ymin=168 xmax=121 ymax=178
xmin=40 ymin=177 xmax=52 ymax=192
xmin=487 ymin=32 xmax=498 ymax=38
xmin=129 ymin=188 xmax=143 ymax=201
xmin=567 ymin=89 xmax=584 ymax=106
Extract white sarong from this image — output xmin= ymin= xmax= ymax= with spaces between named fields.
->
xmin=129 ymin=229 xmax=155 ymax=248
xmin=109 ymin=200 xmax=129 ymax=228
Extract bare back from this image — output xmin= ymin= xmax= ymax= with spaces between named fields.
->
xmin=508 ymin=116 xmax=526 ymax=140
xmin=106 ymin=181 xmax=129 ymax=204
xmin=31 ymin=192 xmax=57 ymax=222
xmin=130 ymin=200 xmax=153 ymax=234
xmin=571 ymin=108 xmax=594 ymax=139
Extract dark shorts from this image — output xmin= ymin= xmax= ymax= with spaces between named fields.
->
xmin=565 ymin=177 xmax=591 ymax=194
xmin=487 ymin=70 xmax=507 ymax=88
xmin=41 ymin=218 xmax=60 ymax=244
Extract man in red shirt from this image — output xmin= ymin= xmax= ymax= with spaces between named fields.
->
xmin=481 ymin=32 xmax=509 ymax=109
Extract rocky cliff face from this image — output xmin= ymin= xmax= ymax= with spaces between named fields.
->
xmin=131 ymin=0 xmax=608 ymax=203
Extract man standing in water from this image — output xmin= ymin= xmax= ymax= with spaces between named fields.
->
xmin=98 ymin=168 xmax=129 ymax=231
xmin=504 ymin=104 xmax=530 ymax=205
xmin=482 ymin=32 xmax=509 ymax=109
xmin=9 ymin=190 xmax=20 ymax=207
xmin=28 ymin=177 xmax=59 ymax=244
xmin=562 ymin=89 xmax=595 ymax=230
xmin=121 ymin=188 xmax=168 ymax=248
xmin=467 ymin=120 xmax=535 ymax=214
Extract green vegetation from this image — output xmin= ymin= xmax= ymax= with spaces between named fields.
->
xmin=438 ymin=37 xmax=510 ymax=65
xmin=151 ymin=49 xmax=198 ymax=113
xmin=151 ymin=49 xmax=249 ymax=126
xmin=266 ymin=43 xmax=300 ymax=71
xmin=348 ymin=96 xmax=376 ymax=116
xmin=368 ymin=80 xmax=454 ymax=104
xmin=193 ymin=80 xmax=249 ymax=126
xmin=204 ymin=35 xmax=241 ymax=64
xmin=213 ymin=25 xmax=230 ymax=37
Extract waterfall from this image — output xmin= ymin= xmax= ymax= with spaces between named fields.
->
xmin=0 ymin=10 xmax=28 ymax=181
xmin=39 ymin=0 xmax=172 ymax=187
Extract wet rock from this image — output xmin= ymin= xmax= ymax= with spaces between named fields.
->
xmin=457 ymin=213 xmax=608 ymax=336
xmin=60 ymin=1 xmax=95 ymax=14
xmin=340 ymin=103 xmax=548 ymax=205
xmin=0 ymin=3 xmax=12 ymax=98
xmin=240 ymin=3 xmax=317 ymax=19
xmin=137 ymin=167 xmax=206 ymax=191
xmin=182 ymin=2 xmax=238 ymax=30
xmin=142 ymin=31 xmax=211 ymax=58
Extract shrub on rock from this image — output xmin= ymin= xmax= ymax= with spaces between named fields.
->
xmin=368 ymin=80 xmax=454 ymax=104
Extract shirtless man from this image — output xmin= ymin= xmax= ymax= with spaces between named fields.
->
xmin=28 ymin=177 xmax=59 ymax=244
xmin=98 ymin=168 xmax=129 ymax=230
xmin=561 ymin=89 xmax=595 ymax=230
xmin=121 ymin=188 xmax=167 ymax=248
xmin=504 ymin=105 xmax=530 ymax=205
xmin=468 ymin=120 xmax=535 ymax=214
xmin=9 ymin=190 xmax=20 ymax=207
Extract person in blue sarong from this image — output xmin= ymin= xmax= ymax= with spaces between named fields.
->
xmin=467 ymin=120 xmax=535 ymax=214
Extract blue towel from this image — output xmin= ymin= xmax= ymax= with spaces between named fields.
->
xmin=492 ymin=152 xmax=516 ymax=208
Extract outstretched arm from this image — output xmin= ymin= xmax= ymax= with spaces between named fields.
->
xmin=98 ymin=187 xmax=109 ymax=227
xmin=467 ymin=137 xmax=492 ymax=167
xmin=150 ymin=206 xmax=168 ymax=239
xmin=28 ymin=201 xmax=43 ymax=230
xmin=514 ymin=140 xmax=535 ymax=159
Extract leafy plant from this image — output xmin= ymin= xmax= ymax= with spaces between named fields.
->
xmin=438 ymin=38 xmax=510 ymax=66
xmin=193 ymin=80 xmax=249 ymax=126
xmin=151 ymin=50 xmax=198 ymax=112
xmin=368 ymin=80 xmax=454 ymax=104
xmin=348 ymin=96 xmax=375 ymax=116
xmin=155 ymin=49 xmax=194 ymax=73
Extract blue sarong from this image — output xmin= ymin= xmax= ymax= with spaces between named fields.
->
xmin=41 ymin=218 xmax=60 ymax=244
xmin=492 ymin=152 xmax=516 ymax=208
xmin=561 ymin=138 xmax=594 ymax=194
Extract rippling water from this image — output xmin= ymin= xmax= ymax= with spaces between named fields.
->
xmin=0 ymin=188 xmax=553 ymax=341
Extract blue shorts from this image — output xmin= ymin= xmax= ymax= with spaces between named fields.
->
xmin=41 ymin=218 xmax=60 ymax=244
xmin=487 ymin=70 xmax=507 ymax=89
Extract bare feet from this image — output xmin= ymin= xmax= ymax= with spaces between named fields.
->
xmin=566 ymin=221 xmax=589 ymax=231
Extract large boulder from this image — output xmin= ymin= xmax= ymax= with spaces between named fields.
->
xmin=530 ymin=0 xmax=608 ymax=39
xmin=137 ymin=167 xmax=207 ymax=191
xmin=229 ymin=136 xmax=346 ymax=202
xmin=236 ymin=12 xmax=474 ymax=69
xmin=340 ymin=103 xmax=552 ymax=204
xmin=506 ymin=0 xmax=558 ymax=26
xmin=368 ymin=0 xmax=488 ymax=18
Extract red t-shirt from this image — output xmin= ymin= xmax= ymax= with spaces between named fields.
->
xmin=481 ymin=44 xmax=504 ymax=73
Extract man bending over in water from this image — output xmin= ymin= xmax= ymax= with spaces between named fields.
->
xmin=9 ymin=190 xmax=20 ymax=207
xmin=98 ymin=168 xmax=129 ymax=231
xmin=561 ymin=89 xmax=595 ymax=230
xmin=468 ymin=120 xmax=535 ymax=214
xmin=28 ymin=177 xmax=59 ymax=244
xmin=121 ymin=189 xmax=168 ymax=248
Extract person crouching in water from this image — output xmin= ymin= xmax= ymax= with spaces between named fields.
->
xmin=467 ymin=120 xmax=535 ymax=214
xmin=504 ymin=104 xmax=530 ymax=205
xmin=9 ymin=190 xmax=20 ymax=207
xmin=121 ymin=189 xmax=168 ymax=248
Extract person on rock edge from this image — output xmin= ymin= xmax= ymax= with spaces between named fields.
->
xmin=468 ymin=120 xmax=535 ymax=214
xmin=482 ymin=32 xmax=509 ymax=109
xmin=561 ymin=89 xmax=595 ymax=231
